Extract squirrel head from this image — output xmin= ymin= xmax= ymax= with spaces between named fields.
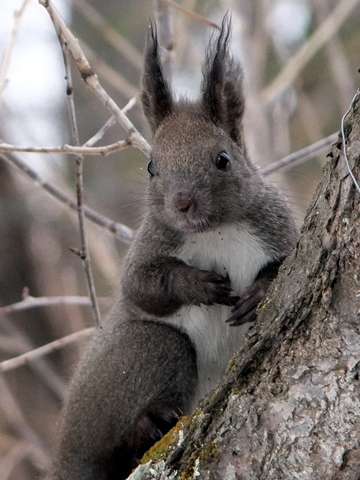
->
xmin=141 ymin=17 xmax=262 ymax=233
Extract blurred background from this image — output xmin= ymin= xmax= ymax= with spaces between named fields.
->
xmin=0 ymin=0 xmax=359 ymax=478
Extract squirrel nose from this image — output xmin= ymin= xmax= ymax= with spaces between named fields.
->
xmin=173 ymin=191 xmax=193 ymax=213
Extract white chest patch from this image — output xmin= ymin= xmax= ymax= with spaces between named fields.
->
xmin=165 ymin=223 xmax=272 ymax=403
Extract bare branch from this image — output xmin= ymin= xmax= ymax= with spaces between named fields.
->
xmin=38 ymin=0 xmax=150 ymax=157
xmin=83 ymin=117 xmax=117 ymax=148
xmin=159 ymin=0 xmax=221 ymax=29
xmin=262 ymin=0 xmax=360 ymax=104
xmin=60 ymin=37 xmax=101 ymax=328
xmin=1 ymin=314 xmax=67 ymax=400
xmin=0 ymin=328 xmax=95 ymax=373
xmin=261 ymin=132 xmax=338 ymax=176
xmin=0 ymin=295 xmax=110 ymax=316
xmin=0 ymin=139 xmax=131 ymax=156
xmin=83 ymin=97 xmax=137 ymax=148
xmin=0 ymin=152 xmax=136 ymax=243
xmin=0 ymin=376 xmax=49 ymax=467
xmin=120 ymin=95 xmax=138 ymax=115
xmin=0 ymin=0 xmax=30 ymax=106
xmin=0 ymin=441 xmax=41 ymax=480
xmin=0 ymin=97 xmax=139 ymax=155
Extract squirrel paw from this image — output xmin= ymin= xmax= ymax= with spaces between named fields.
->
xmin=226 ymin=277 xmax=268 ymax=326
xmin=190 ymin=270 xmax=239 ymax=307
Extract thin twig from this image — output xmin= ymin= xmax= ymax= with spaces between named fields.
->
xmin=262 ymin=0 xmax=360 ymax=104
xmin=0 ymin=97 xmax=139 ymax=155
xmin=83 ymin=115 xmax=116 ymax=147
xmin=0 ymin=441 xmax=40 ymax=480
xmin=0 ymin=376 xmax=49 ymax=468
xmin=83 ymin=97 xmax=137 ymax=148
xmin=261 ymin=132 xmax=338 ymax=176
xmin=60 ymin=36 xmax=101 ymax=328
xmin=159 ymin=0 xmax=220 ymax=29
xmin=121 ymin=95 xmax=138 ymax=115
xmin=0 ymin=295 xmax=110 ymax=316
xmin=1 ymin=314 xmax=67 ymax=400
xmin=83 ymin=117 xmax=117 ymax=147
xmin=0 ymin=139 xmax=131 ymax=156
xmin=38 ymin=0 xmax=150 ymax=157
xmin=0 ymin=328 xmax=95 ymax=373
xmin=1 ymin=152 xmax=135 ymax=243
xmin=0 ymin=0 xmax=30 ymax=107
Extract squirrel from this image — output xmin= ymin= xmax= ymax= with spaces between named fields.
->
xmin=49 ymin=18 xmax=297 ymax=480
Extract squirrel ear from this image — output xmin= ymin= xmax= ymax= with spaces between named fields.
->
xmin=141 ymin=22 xmax=173 ymax=133
xmin=201 ymin=16 xmax=245 ymax=144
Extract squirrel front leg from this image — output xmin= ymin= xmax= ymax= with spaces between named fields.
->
xmin=123 ymin=256 xmax=238 ymax=317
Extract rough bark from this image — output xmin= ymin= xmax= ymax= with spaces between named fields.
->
xmin=131 ymin=89 xmax=360 ymax=480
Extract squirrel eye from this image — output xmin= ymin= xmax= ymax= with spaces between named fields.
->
xmin=147 ymin=160 xmax=156 ymax=176
xmin=215 ymin=152 xmax=230 ymax=170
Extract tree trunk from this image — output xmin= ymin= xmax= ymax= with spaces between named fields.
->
xmin=131 ymin=89 xmax=360 ymax=480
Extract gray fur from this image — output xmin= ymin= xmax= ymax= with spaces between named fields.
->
xmin=50 ymin=17 xmax=297 ymax=480
xmin=51 ymin=320 xmax=197 ymax=480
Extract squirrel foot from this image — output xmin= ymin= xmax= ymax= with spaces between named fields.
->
xmin=130 ymin=403 xmax=183 ymax=463
xmin=226 ymin=277 xmax=266 ymax=326
xmin=226 ymin=260 xmax=282 ymax=326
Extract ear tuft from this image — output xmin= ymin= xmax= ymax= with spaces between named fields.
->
xmin=141 ymin=22 xmax=173 ymax=134
xmin=201 ymin=16 xmax=245 ymax=144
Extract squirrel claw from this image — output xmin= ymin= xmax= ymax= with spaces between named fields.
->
xmin=226 ymin=306 xmax=257 ymax=326
xmin=226 ymin=277 xmax=267 ymax=326
xmin=218 ymin=295 xmax=240 ymax=307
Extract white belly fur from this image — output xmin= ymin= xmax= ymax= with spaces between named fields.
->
xmin=167 ymin=223 xmax=272 ymax=402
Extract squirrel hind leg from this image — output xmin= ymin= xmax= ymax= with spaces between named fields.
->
xmin=69 ymin=406 xmax=184 ymax=480
xmin=131 ymin=402 xmax=183 ymax=459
